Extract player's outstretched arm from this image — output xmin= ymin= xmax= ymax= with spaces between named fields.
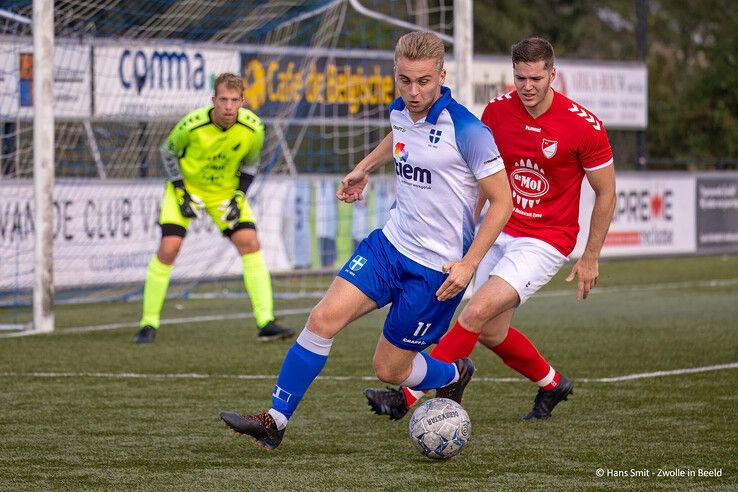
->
xmin=337 ymin=131 xmax=393 ymax=203
xmin=436 ymin=171 xmax=512 ymax=301
xmin=566 ymin=164 xmax=616 ymax=300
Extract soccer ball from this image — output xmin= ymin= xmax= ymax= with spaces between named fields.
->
xmin=408 ymin=397 xmax=472 ymax=459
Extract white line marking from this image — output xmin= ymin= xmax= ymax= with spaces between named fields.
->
xmin=0 ymin=323 xmax=27 ymax=330
xmin=63 ymin=307 xmax=315 ymax=334
xmin=575 ymin=362 xmax=738 ymax=382
xmin=5 ymin=278 xmax=738 ymax=338
xmin=0 ymin=307 xmax=314 ymax=338
xmin=2 ymin=276 xmax=737 ymax=338
xmin=0 ymin=362 xmax=735 ymax=383
xmin=0 ymin=330 xmax=40 ymax=338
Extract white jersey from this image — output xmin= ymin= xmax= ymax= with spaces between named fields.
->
xmin=382 ymin=87 xmax=504 ymax=271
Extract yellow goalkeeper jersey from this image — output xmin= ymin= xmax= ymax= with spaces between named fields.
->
xmin=163 ymin=106 xmax=265 ymax=194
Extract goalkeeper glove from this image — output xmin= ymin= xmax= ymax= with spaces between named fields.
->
xmin=172 ymin=180 xmax=204 ymax=219
xmin=219 ymin=190 xmax=246 ymax=228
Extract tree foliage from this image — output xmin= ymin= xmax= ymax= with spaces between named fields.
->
xmin=473 ymin=0 xmax=738 ymax=163
xmin=647 ymin=0 xmax=738 ymax=159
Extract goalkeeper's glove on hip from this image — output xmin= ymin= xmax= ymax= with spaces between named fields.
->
xmin=172 ymin=179 xmax=204 ymax=219
xmin=219 ymin=190 xmax=246 ymax=229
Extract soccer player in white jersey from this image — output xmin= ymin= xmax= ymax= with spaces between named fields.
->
xmin=366 ymin=36 xmax=617 ymax=421
xmin=219 ymin=31 xmax=512 ymax=450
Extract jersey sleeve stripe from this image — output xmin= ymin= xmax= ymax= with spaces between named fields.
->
xmin=473 ymin=158 xmax=505 ymax=180
xmin=584 ymin=157 xmax=614 ymax=171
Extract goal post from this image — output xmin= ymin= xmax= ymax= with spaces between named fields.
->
xmin=453 ymin=0 xmax=473 ymax=106
xmin=32 ymin=0 xmax=54 ymax=333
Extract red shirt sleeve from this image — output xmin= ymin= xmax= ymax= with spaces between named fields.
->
xmin=579 ymin=118 xmax=613 ymax=170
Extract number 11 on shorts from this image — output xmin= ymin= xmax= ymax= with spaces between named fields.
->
xmin=414 ymin=322 xmax=431 ymax=337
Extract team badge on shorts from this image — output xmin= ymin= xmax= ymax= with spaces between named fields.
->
xmin=349 ymin=255 xmax=367 ymax=271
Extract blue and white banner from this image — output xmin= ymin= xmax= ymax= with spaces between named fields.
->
xmin=93 ymin=45 xmax=239 ymax=117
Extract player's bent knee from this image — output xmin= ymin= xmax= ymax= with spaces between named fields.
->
xmin=244 ymin=241 xmax=260 ymax=253
xmin=305 ymin=306 xmax=341 ymax=338
xmin=371 ymin=349 xmax=408 ymax=385
xmin=157 ymin=238 xmax=183 ymax=265
xmin=458 ymin=301 xmax=492 ymax=331
xmin=157 ymin=253 xmax=177 ymax=265
xmin=372 ymin=363 xmax=404 ymax=385
xmin=157 ymin=247 xmax=181 ymax=264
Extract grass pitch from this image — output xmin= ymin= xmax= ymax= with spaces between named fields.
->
xmin=1 ymin=255 xmax=737 ymax=491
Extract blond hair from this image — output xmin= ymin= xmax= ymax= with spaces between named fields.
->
xmin=394 ymin=31 xmax=445 ymax=71
xmin=213 ymin=72 xmax=244 ymax=96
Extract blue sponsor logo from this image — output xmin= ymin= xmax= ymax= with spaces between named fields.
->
xmin=429 ymin=128 xmax=442 ymax=144
xmin=349 ymin=255 xmax=367 ymax=271
xmin=119 ymin=49 xmax=206 ymax=94
xmin=395 ymin=161 xmax=432 ymax=184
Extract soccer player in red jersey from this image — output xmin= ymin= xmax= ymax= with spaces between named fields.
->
xmin=365 ymin=36 xmax=617 ymax=421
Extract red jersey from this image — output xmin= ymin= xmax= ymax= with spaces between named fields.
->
xmin=481 ymin=90 xmax=613 ymax=256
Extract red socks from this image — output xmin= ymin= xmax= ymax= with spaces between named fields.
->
xmin=491 ymin=327 xmax=559 ymax=390
xmin=429 ymin=320 xmax=481 ymax=362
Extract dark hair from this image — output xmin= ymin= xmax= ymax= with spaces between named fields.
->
xmin=213 ymin=72 xmax=244 ymax=96
xmin=511 ymin=37 xmax=555 ymax=71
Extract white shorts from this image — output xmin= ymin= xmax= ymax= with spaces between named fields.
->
xmin=472 ymin=231 xmax=567 ymax=305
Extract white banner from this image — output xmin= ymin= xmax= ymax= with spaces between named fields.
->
xmin=573 ymin=173 xmax=696 ymax=257
xmin=556 ymin=61 xmax=648 ymax=130
xmin=0 ymin=41 xmax=91 ymax=118
xmin=94 ymin=45 xmax=239 ymax=117
xmin=0 ymin=179 xmax=291 ymax=289
xmin=446 ymin=56 xmax=647 ymax=129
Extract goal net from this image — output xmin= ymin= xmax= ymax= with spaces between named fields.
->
xmin=0 ymin=0 xmax=465 ymax=329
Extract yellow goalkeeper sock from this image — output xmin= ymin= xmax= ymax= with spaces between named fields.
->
xmin=140 ymin=255 xmax=172 ymax=329
xmin=241 ymin=250 xmax=274 ymax=329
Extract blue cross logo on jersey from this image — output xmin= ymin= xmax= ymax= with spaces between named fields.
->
xmin=349 ymin=255 xmax=367 ymax=271
xmin=429 ymin=128 xmax=443 ymax=144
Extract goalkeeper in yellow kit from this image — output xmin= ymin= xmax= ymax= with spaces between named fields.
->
xmin=133 ymin=72 xmax=294 ymax=344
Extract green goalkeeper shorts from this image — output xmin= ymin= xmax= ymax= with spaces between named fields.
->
xmin=159 ymin=181 xmax=256 ymax=236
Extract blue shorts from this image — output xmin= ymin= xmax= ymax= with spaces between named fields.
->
xmin=338 ymin=229 xmax=465 ymax=351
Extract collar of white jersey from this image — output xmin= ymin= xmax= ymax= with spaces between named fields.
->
xmin=425 ymin=86 xmax=453 ymax=125
xmin=396 ymin=86 xmax=453 ymax=125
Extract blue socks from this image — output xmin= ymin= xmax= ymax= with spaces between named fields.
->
xmin=270 ymin=328 xmax=333 ymax=422
xmin=407 ymin=352 xmax=458 ymax=391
